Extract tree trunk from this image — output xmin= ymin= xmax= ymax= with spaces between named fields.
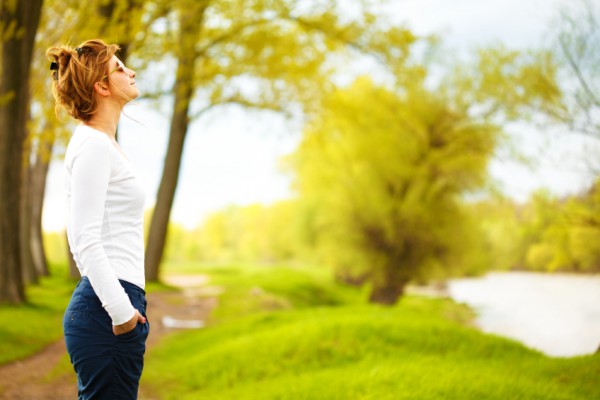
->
xmin=0 ymin=0 xmax=44 ymax=303
xmin=30 ymin=138 xmax=53 ymax=277
xmin=368 ymin=272 xmax=410 ymax=305
xmin=20 ymin=159 xmax=38 ymax=285
xmin=144 ymin=63 xmax=195 ymax=281
xmin=21 ymin=130 xmax=53 ymax=283
xmin=145 ymin=7 xmax=204 ymax=281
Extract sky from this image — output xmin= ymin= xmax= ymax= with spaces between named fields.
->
xmin=42 ymin=0 xmax=599 ymax=232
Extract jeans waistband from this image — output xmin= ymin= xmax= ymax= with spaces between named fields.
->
xmin=80 ymin=276 xmax=146 ymax=296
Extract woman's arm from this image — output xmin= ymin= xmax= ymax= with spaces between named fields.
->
xmin=69 ymin=135 xmax=136 ymax=326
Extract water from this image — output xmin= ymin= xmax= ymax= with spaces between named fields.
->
xmin=446 ymin=271 xmax=600 ymax=358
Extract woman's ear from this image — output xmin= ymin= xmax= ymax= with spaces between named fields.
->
xmin=93 ymin=81 xmax=110 ymax=97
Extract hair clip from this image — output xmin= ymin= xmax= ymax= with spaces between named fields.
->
xmin=50 ymin=61 xmax=59 ymax=81
xmin=75 ymin=47 xmax=83 ymax=56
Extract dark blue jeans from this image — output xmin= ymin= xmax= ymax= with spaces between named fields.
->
xmin=64 ymin=277 xmax=150 ymax=399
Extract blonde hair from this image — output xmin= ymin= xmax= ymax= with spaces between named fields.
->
xmin=46 ymin=39 xmax=119 ymax=122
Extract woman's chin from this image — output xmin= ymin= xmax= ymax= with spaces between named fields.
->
xmin=121 ymin=88 xmax=140 ymax=104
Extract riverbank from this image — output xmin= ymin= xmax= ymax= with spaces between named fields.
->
xmin=142 ymin=264 xmax=600 ymax=399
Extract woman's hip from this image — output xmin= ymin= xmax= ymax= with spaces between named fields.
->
xmin=63 ymin=276 xmax=150 ymax=353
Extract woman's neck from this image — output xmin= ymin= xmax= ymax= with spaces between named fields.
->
xmin=84 ymin=100 xmax=122 ymax=141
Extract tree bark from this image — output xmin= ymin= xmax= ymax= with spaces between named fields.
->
xmin=30 ymin=139 xmax=53 ymax=277
xmin=20 ymin=158 xmax=38 ymax=285
xmin=22 ymin=131 xmax=54 ymax=283
xmin=0 ymin=0 xmax=44 ymax=303
xmin=368 ymin=271 xmax=410 ymax=305
xmin=144 ymin=58 xmax=195 ymax=281
xmin=145 ymin=6 xmax=205 ymax=281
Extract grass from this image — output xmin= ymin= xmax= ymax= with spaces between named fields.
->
xmin=0 ymin=263 xmax=175 ymax=366
xmin=0 ymin=266 xmax=75 ymax=365
xmin=189 ymin=263 xmax=369 ymax=324
xmin=144 ymin=263 xmax=600 ymax=399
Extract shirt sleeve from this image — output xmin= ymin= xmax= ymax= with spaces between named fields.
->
xmin=69 ymin=136 xmax=136 ymax=326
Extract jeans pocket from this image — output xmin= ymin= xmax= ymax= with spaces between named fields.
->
xmin=63 ymin=310 xmax=91 ymax=336
xmin=116 ymin=322 xmax=142 ymax=340
xmin=134 ymin=293 xmax=148 ymax=317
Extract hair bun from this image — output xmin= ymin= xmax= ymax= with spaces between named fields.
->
xmin=45 ymin=39 xmax=120 ymax=122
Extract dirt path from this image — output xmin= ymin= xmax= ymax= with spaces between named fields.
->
xmin=0 ymin=275 xmax=218 ymax=400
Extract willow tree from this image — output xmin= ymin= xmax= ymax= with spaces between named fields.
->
xmin=0 ymin=0 xmax=44 ymax=303
xmin=143 ymin=0 xmax=420 ymax=280
xmin=287 ymin=77 xmax=499 ymax=305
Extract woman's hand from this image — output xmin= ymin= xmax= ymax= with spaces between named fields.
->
xmin=113 ymin=309 xmax=146 ymax=336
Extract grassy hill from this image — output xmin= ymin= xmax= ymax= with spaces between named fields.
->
xmin=143 ymin=264 xmax=600 ymax=399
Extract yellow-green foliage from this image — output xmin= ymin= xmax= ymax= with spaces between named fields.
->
xmin=564 ymin=181 xmax=600 ymax=271
xmin=160 ymin=77 xmax=506 ymax=283
xmin=520 ymin=190 xmax=578 ymax=272
xmin=285 ymin=77 xmax=499 ymax=285
xmin=132 ymin=0 xmax=422 ymax=117
xmin=471 ymin=182 xmax=600 ymax=273
xmin=468 ymin=198 xmax=525 ymax=271
xmin=445 ymin=46 xmax=563 ymax=122
xmin=163 ymin=201 xmax=319 ymax=265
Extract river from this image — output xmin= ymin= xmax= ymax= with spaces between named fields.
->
xmin=445 ymin=271 xmax=600 ymax=358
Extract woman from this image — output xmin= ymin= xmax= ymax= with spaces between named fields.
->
xmin=47 ymin=39 xmax=149 ymax=399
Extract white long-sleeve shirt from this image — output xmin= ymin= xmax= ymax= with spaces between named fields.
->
xmin=65 ymin=124 xmax=146 ymax=325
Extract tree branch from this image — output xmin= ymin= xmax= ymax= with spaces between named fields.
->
xmin=189 ymin=96 xmax=286 ymax=121
xmin=285 ymin=15 xmax=387 ymax=65
xmin=559 ymin=34 xmax=600 ymax=108
xmin=196 ymin=17 xmax=275 ymax=57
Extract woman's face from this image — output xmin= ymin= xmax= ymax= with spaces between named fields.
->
xmin=106 ymin=55 xmax=139 ymax=103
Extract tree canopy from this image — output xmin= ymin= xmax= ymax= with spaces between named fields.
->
xmin=286 ymin=77 xmax=500 ymax=304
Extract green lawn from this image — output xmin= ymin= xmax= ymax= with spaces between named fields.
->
xmin=143 ymin=264 xmax=600 ymax=399
xmin=0 ymin=263 xmax=173 ymax=366
xmin=0 ymin=267 xmax=75 ymax=365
